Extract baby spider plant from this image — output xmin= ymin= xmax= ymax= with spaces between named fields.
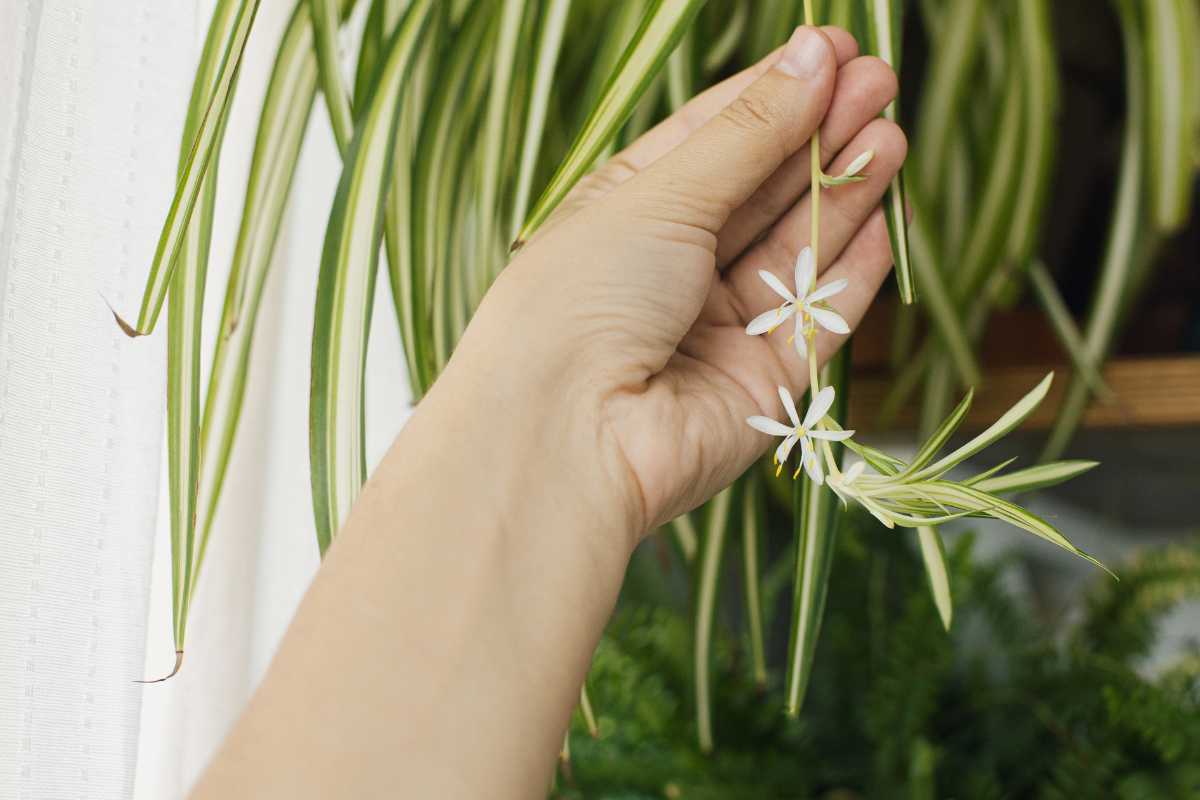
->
xmin=735 ymin=0 xmax=1109 ymax=719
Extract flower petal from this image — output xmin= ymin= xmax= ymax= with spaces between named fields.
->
xmin=775 ymin=434 xmax=799 ymax=465
xmin=793 ymin=324 xmax=808 ymax=358
xmin=841 ymin=149 xmax=874 ymax=178
xmin=844 ymin=460 xmax=866 ymax=483
xmin=778 ymin=386 xmax=801 ymax=427
xmin=809 ymin=427 xmax=854 ymax=442
xmin=794 ymin=247 xmax=815 ymax=296
xmin=801 ymin=438 xmax=824 ymax=484
xmin=758 ymin=270 xmax=796 ymax=303
xmin=745 ymin=304 xmax=795 ymax=335
xmin=746 ymin=415 xmax=793 ymax=437
xmin=809 ymin=306 xmax=850 ymax=335
xmin=806 ymin=278 xmax=848 ymax=303
xmin=803 ymin=385 xmax=836 ymax=429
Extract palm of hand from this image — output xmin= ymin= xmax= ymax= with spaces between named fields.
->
xmin=486 ymin=29 xmax=907 ymax=531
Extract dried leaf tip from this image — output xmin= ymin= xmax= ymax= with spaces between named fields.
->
xmin=101 ymin=294 xmax=145 ymax=338
xmin=135 ymin=650 xmax=184 ymax=684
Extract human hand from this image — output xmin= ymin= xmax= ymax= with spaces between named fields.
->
xmin=439 ymin=25 xmax=906 ymax=543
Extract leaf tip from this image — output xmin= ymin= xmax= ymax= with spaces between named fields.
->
xmin=135 ymin=650 xmax=184 ymax=683
xmin=101 ymin=294 xmax=145 ymax=338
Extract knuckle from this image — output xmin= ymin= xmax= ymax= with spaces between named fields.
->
xmin=723 ymin=91 xmax=784 ymax=136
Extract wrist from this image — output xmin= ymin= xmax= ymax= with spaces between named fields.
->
xmin=404 ymin=334 xmax=645 ymax=566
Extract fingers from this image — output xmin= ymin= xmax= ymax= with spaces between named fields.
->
xmin=614 ymin=27 xmax=858 ymax=174
xmin=715 ymin=56 xmax=899 ymax=268
xmin=724 ymin=118 xmax=907 ymax=325
xmin=543 ymin=27 xmax=859 ymax=232
xmin=610 ymin=27 xmax=839 ymax=237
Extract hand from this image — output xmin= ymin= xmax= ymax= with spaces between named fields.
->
xmin=447 ymin=25 xmax=906 ymax=538
xmin=193 ymin=27 xmax=910 ymax=799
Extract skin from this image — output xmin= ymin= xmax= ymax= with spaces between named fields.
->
xmin=192 ymin=26 xmax=906 ymax=799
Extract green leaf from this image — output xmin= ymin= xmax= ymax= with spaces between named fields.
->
xmin=1005 ymin=0 xmax=1059 ymax=266
xmin=310 ymin=0 xmax=354 ymax=152
xmin=741 ymin=475 xmax=767 ymax=688
xmin=1145 ymin=0 xmax=1195 ymax=231
xmin=901 ymin=388 xmax=974 ymax=477
xmin=974 ymin=460 xmax=1099 ymax=495
xmin=510 ymin=0 xmax=573 ymax=242
xmin=906 ymin=212 xmax=981 ymax=387
xmin=784 ymin=350 xmax=849 ymax=717
xmin=694 ymin=486 xmax=733 ymax=753
xmin=917 ymin=526 xmax=952 ymax=630
xmin=473 ymin=0 xmax=530 ymax=305
xmin=862 ymin=0 xmax=915 ymax=304
xmin=195 ymin=0 xmax=334 ymax=603
xmin=515 ymin=0 xmax=706 ymax=247
xmin=912 ymin=0 xmax=983 ymax=199
xmin=671 ymin=513 xmax=699 ymax=562
xmin=309 ymin=0 xmax=435 ymax=553
xmin=1043 ymin=0 xmax=1149 ymax=461
xmin=920 ymin=481 xmax=1111 ymax=575
xmin=116 ymin=0 xmax=262 ymax=337
xmin=161 ymin=0 xmax=248 ymax=674
xmin=1028 ymin=261 xmax=1116 ymax=402
xmin=412 ymin=5 xmax=492 ymax=381
xmin=383 ymin=5 xmax=441 ymax=396
xmin=912 ymin=373 xmax=1053 ymax=481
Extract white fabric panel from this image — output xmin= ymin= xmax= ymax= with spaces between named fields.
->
xmin=132 ymin=3 xmax=413 ymax=798
xmin=0 ymin=2 xmax=195 ymax=799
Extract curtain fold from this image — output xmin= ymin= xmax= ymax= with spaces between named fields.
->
xmin=0 ymin=2 xmax=195 ymax=798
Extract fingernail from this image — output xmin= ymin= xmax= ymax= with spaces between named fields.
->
xmin=777 ymin=27 xmax=828 ymax=79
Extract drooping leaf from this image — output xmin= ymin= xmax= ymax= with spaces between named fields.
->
xmin=1043 ymin=0 xmax=1150 ymax=461
xmin=694 ymin=486 xmax=733 ymax=752
xmin=784 ymin=350 xmax=849 ymax=716
xmin=117 ymin=0 xmax=262 ymax=337
xmin=309 ymin=0 xmax=435 ymax=553
xmin=862 ymin=0 xmax=916 ymax=304
xmin=515 ymin=0 xmax=706 ymax=247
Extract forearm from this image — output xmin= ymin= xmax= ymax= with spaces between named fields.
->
xmin=191 ymin=344 xmax=639 ymax=799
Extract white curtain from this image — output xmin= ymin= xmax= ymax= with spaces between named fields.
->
xmin=0 ymin=2 xmax=411 ymax=797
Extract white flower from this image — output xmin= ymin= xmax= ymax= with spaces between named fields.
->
xmin=744 ymin=247 xmax=850 ymax=357
xmin=746 ymin=385 xmax=854 ymax=483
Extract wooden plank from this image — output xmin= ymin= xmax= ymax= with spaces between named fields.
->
xmin=849 ymin=356 xmax=1200 ymax=431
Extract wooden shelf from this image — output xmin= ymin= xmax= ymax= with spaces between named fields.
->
xmin=848 ymin=356 xmax=1200 ymax=432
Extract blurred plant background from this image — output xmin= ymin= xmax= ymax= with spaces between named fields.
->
xmin=122 ymin=0 xmax=1200 ymax=795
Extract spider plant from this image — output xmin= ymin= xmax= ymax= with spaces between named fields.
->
xmin=123 ymin=0 xmax=1199 ymax=763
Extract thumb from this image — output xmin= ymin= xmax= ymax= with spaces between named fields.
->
xmin=617 ymin=26 xmax=837 ymax=235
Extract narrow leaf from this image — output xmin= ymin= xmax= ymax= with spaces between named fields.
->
xmin=741 ymin=475 xmax=767 ymax=688
xmin=515 ymin=0 xmax=706 ymax=247
xmin=974 ymin=460 xmax=1100 ymax=495
xmin=917 ymin=526 xmax=952 ymax=630
xmin=1145 ymin=0 xmax=1194 ymax=231
xmin=117 ymin=0 xmax=262 ymax=336
xmin=1028 ymin=260 xmax=1116 ymax=401
xmin=784 ymin=350 xmax=849 ymax=716
xmin=913 ymin=373 xmax=1053 ymax=481
xmin=694 ymin=486 xmax=733 ymax=753
xmin=310 ymin=0 xmax=435 ymax=552
xmin=862 ymin=0 xmax=916 ymax=303
xmin=1043 ymin=0 xmax=1148 ymax=460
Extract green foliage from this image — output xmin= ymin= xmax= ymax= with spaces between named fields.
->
xmin=555 ymin=520 xmax=1200 ymax=799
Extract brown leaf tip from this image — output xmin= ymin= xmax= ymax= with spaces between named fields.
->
xmin=135 ymin=650 xmax=184 ymax=684
xmin=100 ymin=294 xmax=145 ymax=338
